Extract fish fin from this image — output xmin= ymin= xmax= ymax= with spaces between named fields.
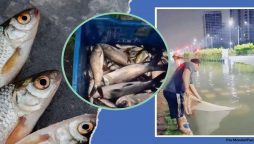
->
xmin=2 ymin=47 xmax=21 ymax=74
xmin=17 ymin=134 xmax=50 ymax=144
xmin=150 ymin=72 xmax=166 ymax=91
xmin=6 ymin=116 xmax=27 ymax=144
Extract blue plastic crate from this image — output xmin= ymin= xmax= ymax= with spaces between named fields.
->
xmin=72 ymin=15 xmax=166 ymax=97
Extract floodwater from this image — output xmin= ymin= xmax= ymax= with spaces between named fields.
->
xmin=160 ymin=59 xmax=254 ymax=135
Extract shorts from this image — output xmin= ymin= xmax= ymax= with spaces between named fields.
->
xmin=163 ymin=90 xmax=184 ymax=119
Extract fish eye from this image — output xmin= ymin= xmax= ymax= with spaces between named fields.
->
xmin=17 ymin=11 xmax=31 ymax=25
xmin=33 ymin=75 xmax=50 ymax=90
xmin=78 ymin=122 xmax=94 ymax=135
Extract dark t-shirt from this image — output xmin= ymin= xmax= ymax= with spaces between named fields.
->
xmin=164 ymin=62 xmax=195 ymax=93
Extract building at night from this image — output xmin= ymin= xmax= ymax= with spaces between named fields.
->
xmin=230 ymin=9 xmax=254 ymax=44
xmin=203 ymin=11 xmax=225 ymax=48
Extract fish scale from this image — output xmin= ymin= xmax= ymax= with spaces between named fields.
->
xmin=0 ymin=84 xmax=19 ymax=143
xmin=0 ymin=8 xmax=40 ymax=87
xmin=0 ymin=32 xmax=15 ymax=71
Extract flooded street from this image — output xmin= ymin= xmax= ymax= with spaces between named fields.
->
xmin=190 ymin=60 xmax=254 ymax=135
xmin=158 ymin=60 xmax=254 ymax=135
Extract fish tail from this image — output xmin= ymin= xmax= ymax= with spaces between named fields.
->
xmin=97 ymin=86 xmax=104 ymax=98
xmin=89 ymin=86 xmax=97 ymax=98
xmin=150 ymin=72 xmax=166 ymax=91
xmin=89 ymin=85 xmax=104 ymax=99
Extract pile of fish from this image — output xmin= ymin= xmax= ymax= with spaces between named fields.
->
xmin=87 ymin=43 xmax=168 ymax=108
xmin=0 ymin=9 xmax=97 ymax=144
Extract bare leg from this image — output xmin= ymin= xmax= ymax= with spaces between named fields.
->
xmin=177 ymin=116 xmax=193 ymax=135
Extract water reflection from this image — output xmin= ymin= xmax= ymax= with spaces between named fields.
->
xmin=185 ymin=60 xmax=254 ymax=135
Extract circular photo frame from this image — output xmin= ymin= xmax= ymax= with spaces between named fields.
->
xmin=61 ymin=12 xmax=170 ymax=110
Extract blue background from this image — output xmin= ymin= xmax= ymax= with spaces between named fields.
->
xmin=92 ymin=1 xmax=254 ymax=144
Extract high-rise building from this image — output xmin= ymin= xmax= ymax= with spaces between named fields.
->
xmin=203 ymin=11 xmax=225 ymax=48
xmin=230 ymin=9 xmax=254 ymax=44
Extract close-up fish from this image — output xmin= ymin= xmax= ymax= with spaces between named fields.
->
xmin=16 ymin=114 xmax=97 ymax=144
xmin=100 ymin=44 xmax=130 ymax=66
xmin=102 ymin=58 xmax=167 ymax=85
xmin=0 ymin=70 xmax=62 ymax=144
xmin=135 ymin=50 xmax=149 ymax=63
xmin=116 ymin=93 xmax=151 ymax=108
xmin=92 ymin=72 xmax=166 ymax=99
xmin=0 ymin=8 xmax=40 ymax=87
xmin=89 ymin=44 xmax=104 ymax=97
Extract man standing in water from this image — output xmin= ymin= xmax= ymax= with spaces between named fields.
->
xmin=163 ymin=58 xmax=202 ymax=135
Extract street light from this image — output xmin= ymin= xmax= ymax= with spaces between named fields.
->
xmin=229 ymin=18 xmax=234 ymax=27
xmin=192 ymin=38 xmax=197 ymax=51
xmin=228 ymin=18 xmax=234 ymax=48
xmin=244 ymin=21 xmax=249 ymax=43
xmin=229 ymin=41 xmax=233 ymax=46
xmin=193 ymin=38 xmax=197 ymax=43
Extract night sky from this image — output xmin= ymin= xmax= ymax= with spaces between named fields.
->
xmin=157 ymin=9 xmax=230 ymax=51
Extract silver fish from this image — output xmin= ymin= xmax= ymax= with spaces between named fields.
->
xmin=0 ymin=9 xmax=40 ymax=87
xmin=93 ymin=72 xmax=166 ymax=99
xmin=100 ymin=44 xmax=130 ymax=66
xmin=115 ymin=44 xmax=144 ymax=52
xmin=89 ymin=44 xmax=104 ymax=97
xmin=115 ymin=44 xmax=136 ymax=50
xmin=16 ymin=114 xmax=97 ymax=144
xmin=116 ymin=93 xmax=151 ymax=108
xmin=0 ymin=70 xmax=62 ymax=143
xmin=135 ymin=50 xmax=149 ymax=63
xmin=103 ymin=58 xmax=167 ymax=85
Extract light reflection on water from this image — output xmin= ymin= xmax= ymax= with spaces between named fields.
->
xmin=186 ymin=60 xmax=254 ymax=135
xmin=165 ymin=60 xmax=254 ymax=135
